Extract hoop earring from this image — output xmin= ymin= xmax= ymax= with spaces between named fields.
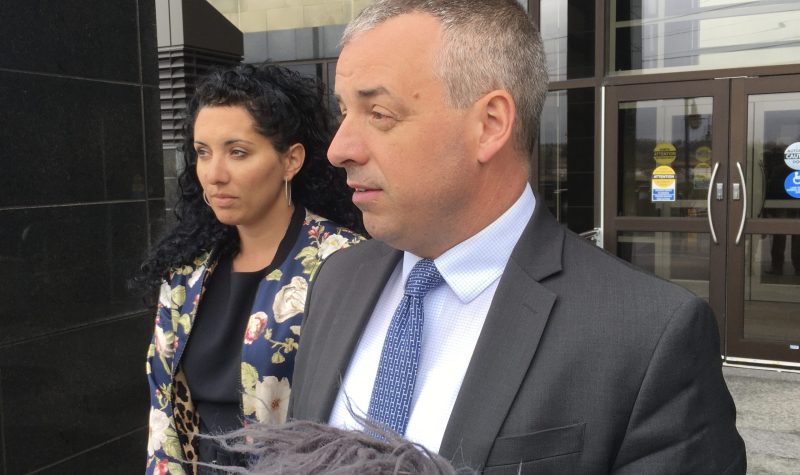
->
xmin=202 ymin=192 xmax=211 ymax=207
xmin=284 ymin=178 xmax=292 ymax=207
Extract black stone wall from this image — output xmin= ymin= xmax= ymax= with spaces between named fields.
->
xmin=0 ymin=1 xmax=162 ymax=472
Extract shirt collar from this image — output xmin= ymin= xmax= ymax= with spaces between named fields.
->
xmin=402 ymin=183 xmax=535 ymax=303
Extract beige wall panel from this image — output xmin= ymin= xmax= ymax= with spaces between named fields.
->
xmin=304 ymin=2 xmax=347 ymax=27
xmin=267 ymin=6 xmax=304 ymax=30
xmin=350 ymin=0 xmax=372 ymax=16
xmin=208 ymin=0 xmax=240 ymax=14
xmin=239 ymin=10 xmax=269 ymax=32
xmin=223 ymin=12 xmax=241 ymax=27
xmin=243 ymin=0 xmax=286 ymax=10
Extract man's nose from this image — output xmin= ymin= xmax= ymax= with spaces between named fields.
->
xmin=328 ymin=116 xmax=367 ymax=168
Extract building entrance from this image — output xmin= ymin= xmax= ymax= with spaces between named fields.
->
xmin=604 ymin=75 xmax=800 ymax=365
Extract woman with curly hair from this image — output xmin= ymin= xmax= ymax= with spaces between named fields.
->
xmin=141 ymin=63 xmax=364 ymax=474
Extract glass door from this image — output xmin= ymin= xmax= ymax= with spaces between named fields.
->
xmin=605 ymin=76 xmax=800 ymax=365
xmin=727 ymin=75 xmax=800 ymax=364
xmin=604 ymin=80 xmax=730 ymax=344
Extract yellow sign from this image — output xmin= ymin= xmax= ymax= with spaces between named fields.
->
xmin=652 ymin=166 xmax=676 ymax=188
xmin=652 ymin=165 xmax=676 ymax=202
xmin=695 ymin=146 xmax=711 ymax=163
xmin=653 ymin=143 xmax=677 ymax=165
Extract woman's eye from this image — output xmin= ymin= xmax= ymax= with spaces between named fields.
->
xmin=195 ymin=148 xmax=209 ymax=158
xmin=231 ymin=149 xmax=247 ymax=158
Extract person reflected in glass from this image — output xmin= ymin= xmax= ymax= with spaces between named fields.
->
xmin=138 ymin=63 xmax=364 ymax=473
xmin=761 ymin=142 xmax=800 ymax=276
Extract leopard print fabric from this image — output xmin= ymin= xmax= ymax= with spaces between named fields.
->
xmin=173 ymin=369 xmax=199 ymax=474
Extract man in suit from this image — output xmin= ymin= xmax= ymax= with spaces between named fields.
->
xmin=289 ymin=0 xmax=746 ymax=473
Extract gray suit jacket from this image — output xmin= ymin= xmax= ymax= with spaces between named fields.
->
xmin=289 ymin=204 xmax=746 ymax=474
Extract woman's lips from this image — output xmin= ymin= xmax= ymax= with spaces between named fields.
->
xmin=211 ymin=195 xmax=237 ymax=207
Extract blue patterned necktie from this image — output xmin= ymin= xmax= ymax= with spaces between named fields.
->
xmin=367 ymin=258 xmax=444 ymax=435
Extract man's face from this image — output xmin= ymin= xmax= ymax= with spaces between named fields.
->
xmin=329 ymin=13 xmax=480 ymax=258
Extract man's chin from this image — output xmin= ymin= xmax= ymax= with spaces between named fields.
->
xmin=362 ymin=217 xmax=393 ymax=243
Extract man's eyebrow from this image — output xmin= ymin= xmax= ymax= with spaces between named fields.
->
xmin=334 ymin=87 xmax=391 ymax=102
xmin=357 ymin=86 xmax=390 ymax=98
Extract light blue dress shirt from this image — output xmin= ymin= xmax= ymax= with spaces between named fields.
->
xmin=329 ymin=184 xmax=536 ymax=452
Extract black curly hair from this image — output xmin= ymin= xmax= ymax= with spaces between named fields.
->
xmin=137 ymin=62 xmax=363 ymax=291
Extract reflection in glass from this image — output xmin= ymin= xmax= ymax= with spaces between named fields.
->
xmin=610 ymin=0 xmax=800 ymax=75
xmin=743 ymin=235 xmax=800 ymax=342
xmin=538 ymin=88 xmax=595 ymax=232
xmin=617 ymin=231 xmax=710 ymax=298
xmin=746 ymin=92 xmax=800 ymax=220
xmin=618 ymin=97 xmax=713 ymax=217
xmin=540 ymin=0 xmax=595 ymax=80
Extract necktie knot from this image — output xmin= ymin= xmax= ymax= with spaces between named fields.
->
xmin=405 ymin=259 xmax=443 ymax=298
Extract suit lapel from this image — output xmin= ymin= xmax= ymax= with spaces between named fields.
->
xmin=439 ymin=204 xmax=565 ymax=468
xmin=305 ymin=245 xmax=402 ymax=422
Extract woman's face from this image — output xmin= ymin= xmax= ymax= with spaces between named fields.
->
xmin=193 ymin=105 xmax=303 ymax=230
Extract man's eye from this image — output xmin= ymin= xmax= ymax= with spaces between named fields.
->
xmin=369 ymin=109 xmax=396 ymax=130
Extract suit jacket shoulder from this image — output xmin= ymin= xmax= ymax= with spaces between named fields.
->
xmin=290 ymin=238 xmax=401 ymax=423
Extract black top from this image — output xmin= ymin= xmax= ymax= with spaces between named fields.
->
xmin=181 ymin=206 xmax=305 ymax=439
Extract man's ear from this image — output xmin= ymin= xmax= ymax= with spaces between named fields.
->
xmin=284 ymin=143 xmax=306 ymax=179
xmin=474 ymin=90 xmax=516 ymax=164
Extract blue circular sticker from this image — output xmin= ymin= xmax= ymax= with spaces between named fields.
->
xmin=785 ymin=171 xmax=800 ymax=199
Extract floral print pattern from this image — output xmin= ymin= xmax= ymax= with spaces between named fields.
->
xmin=145 ymin=210 xmax=362 ymax=474
xmin=242 ymin=374 xmax=292 ymax=425
xmin=272 ymin=276 xmax=308 ymax=323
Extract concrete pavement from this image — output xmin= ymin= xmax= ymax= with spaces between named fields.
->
xmin=723 ymin=365 xmax=800 ymax=474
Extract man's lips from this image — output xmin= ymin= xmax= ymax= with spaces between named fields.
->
xmin=348 ymin=182 xmax=380 ymax=193
xmin=349 ymin=184 xmax=381 ymax=205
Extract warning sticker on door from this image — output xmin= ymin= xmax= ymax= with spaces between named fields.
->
xmin=653 ymin=143 xmax=677 ymax=165
xmin=785 ymin=171 xmax=800 ymax=198
xmin=652 ymin=165 xmax=676 ymax=202
xmin=785 ymin=142 xmax=800 ymax=171
xmin=695 ymin=146 xmax=711 ymax=163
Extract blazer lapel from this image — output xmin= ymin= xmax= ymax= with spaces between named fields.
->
xmin=439 ymin=204 xmax=565 ymax=468
xmin=303 ymin=244 xmax=402 ymax=422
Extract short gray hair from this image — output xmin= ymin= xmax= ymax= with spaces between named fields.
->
xmin=202 ymin=419 xmax=474 ymax=474
xmin=342 ymin=0 xmax=549 ymax=158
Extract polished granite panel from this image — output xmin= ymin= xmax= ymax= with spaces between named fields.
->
xmin=0 ymin=371 xmax=5 ymax=475
xmin=163 ymin=148 xmax=179 ymax=179
xmin=0 ymin=314 xmax=151 ymax=474
xmin=144 ymin=86 xmax=165 ymax=198
xmin=0 ymin=71 xmax=146 ymax=207
xmin=164 ymin=178 xmax=180 ymax=215
xmin=37 ymin=427 xmax=147 ymax=474
xmin=138 ymin=0 xmax=159 ymax=87
xmin=0 ymin=202 xmax=150 ymax=345
xmin=148 ymin=199 xmax=168 ymax=250
xmin=0 ymin=1 xmax=140 ymax=82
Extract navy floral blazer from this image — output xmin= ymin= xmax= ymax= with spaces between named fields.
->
xmin=145 ymin=210 xmax=363 ymax=474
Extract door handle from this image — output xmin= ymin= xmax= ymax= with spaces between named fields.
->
xmin=706 ymin=162 xmax=720 ymax=244
xmin=736 ymin=162 xmax=747 ymax=245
